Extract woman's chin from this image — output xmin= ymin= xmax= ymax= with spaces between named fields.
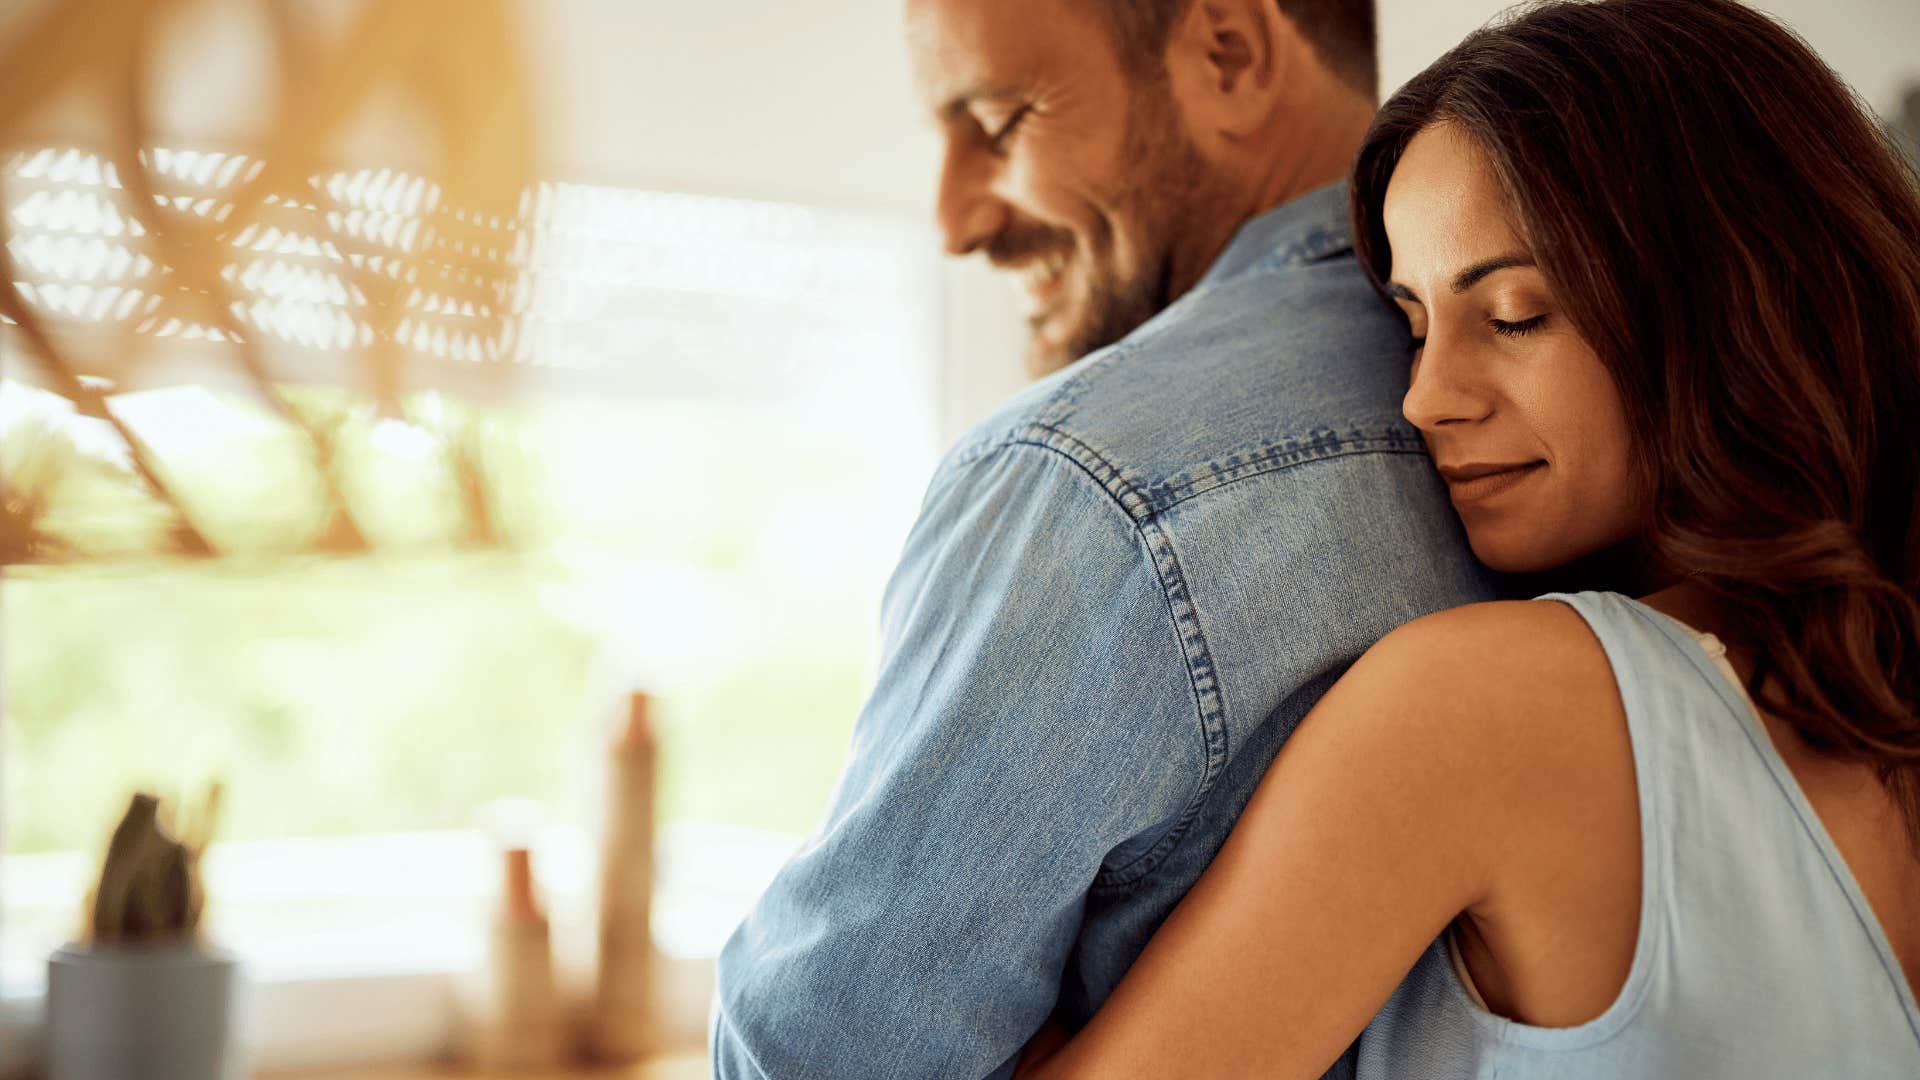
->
xmin=1466 ymin=531 xmax=1570 ymax=577
xmin=1466 ymin=528 xmax=1653 ymax=595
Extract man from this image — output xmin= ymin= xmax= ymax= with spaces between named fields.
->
xmin=712 ymin=1 xmax=1490 ymax=1076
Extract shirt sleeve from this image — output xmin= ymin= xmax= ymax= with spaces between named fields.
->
xmin=711 ymin=438 xmax=1206 ymax=1079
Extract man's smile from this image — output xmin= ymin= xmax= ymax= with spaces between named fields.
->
xmin=1016 ymin=251 xmax=1072 ymax=317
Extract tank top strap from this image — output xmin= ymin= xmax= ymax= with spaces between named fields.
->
xmin=1358 ymin=591 xmax=1920 ymax=1076
xmin=1537 ymin=589 xmax=1920 ymax=1048
xmin=1529 ymin=590 xmax=1683 ymax=1030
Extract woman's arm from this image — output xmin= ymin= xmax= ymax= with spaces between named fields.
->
xmin=1019 ymin=599 xmax=1630 ymax=1078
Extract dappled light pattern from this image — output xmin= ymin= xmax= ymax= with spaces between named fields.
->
xmin=5 ymin=146 xmax=519 ymax=376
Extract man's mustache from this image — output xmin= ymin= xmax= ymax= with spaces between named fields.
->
xmin=985 ymin=219 xmax=1077 ymax=269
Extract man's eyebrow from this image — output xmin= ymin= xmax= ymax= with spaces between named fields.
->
xmin=1450 ymin=252 xmax=1536 ymax=293
xmin=1385 ymin=282 xmax=1418 ymax=302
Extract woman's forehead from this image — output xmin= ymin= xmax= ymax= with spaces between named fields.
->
xmin=1382 ymin=124 xmax=1526 ymax=287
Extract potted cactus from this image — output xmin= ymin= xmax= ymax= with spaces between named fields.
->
xmin=46 ymin=785 xmax=247 ymax=1080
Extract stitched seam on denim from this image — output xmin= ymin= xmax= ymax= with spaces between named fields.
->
xmin=1092 ymin=512 xmax=1228 ymax=890
xmin=988 ymin=426 xmax=1155 ymax=521
xmin=963 ymin=428 xmax=1222 ymax=889
xmin=939 ymin=434 xmax=1420 ymax=888
xmin=1080 ymin=446 xmax=1434 ymax=891
xmin=1248 ymin=225 xmax=1350 ymax=273
xmin=1142 ymin=428 xmax=1429 ymax=513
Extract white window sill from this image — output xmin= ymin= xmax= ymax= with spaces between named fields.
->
xmin=0 ymin=822 xmax=797 ymax=1077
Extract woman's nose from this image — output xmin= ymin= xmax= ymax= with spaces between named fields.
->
xmin=1401 ymin=332 xmax=1495 ymax=432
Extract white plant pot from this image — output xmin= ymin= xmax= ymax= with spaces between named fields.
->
xmin=46 ymin=941 xmax=248 ymax=1080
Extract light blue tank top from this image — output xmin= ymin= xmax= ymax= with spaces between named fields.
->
xmin=1356 ymin=590 xmax=1920 ymax=1078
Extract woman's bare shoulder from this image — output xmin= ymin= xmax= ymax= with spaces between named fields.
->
xmin=1310 ymin=599 xmax=1629 ymax=786
xmin=1352 ymin=599 xmax=1616 ymax=711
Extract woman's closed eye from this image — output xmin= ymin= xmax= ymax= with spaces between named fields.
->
xmin=1490 ymin=314 xmax=1549 ymax=338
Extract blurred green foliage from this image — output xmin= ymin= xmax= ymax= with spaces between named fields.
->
xmin=1 ymin=385 xmax=539 ymax=562
xmin=3 ymin=554 xmax=593 ymax=852
xmin=2 ymin=551 xmax=866 ymax=853
xmin=1 ymin=388 xmax=898 ymax=855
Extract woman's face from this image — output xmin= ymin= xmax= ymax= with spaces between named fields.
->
xmin=1380 ymin=122 xmax=1643 ymax=574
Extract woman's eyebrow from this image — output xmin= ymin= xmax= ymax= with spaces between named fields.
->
xmin=1385 ymin=252 xmax=1534 ymax=302
xmin=1450 ymin=252 xmax=1536 ymax=293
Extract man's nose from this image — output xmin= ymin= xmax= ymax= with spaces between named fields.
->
xmin=936 ymin=139 xmax=1007 ymax=257
xmin=1402 ymin=331 xmax=1496 ymax=432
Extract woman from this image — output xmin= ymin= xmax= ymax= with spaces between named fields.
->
xmin=1017 ymin=0 xmax=1920 ymax=1075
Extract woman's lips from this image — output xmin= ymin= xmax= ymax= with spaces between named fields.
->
xmin=1438 ymin=460 xmax=1547 ymax=504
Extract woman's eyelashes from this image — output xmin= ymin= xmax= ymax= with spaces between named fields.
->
xmin=1407 ymin=313 xmax=1546 ymax=350
xmin=1489 ymin=313 xmax=1549 ymax=338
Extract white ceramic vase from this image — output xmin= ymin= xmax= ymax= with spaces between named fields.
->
xmin=46 ymin=941 xmax=248 ymax=1080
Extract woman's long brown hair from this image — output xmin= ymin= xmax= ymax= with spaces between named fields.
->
xmin=1350 ymin=0 xmax=1920 ymax=838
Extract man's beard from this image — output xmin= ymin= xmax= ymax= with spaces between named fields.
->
xmin=1023 ymin=243 xmax=1169 ymax=379
xmin=1000 ymin=92 xmax=1217 ymax=378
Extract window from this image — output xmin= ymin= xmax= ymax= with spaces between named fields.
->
xmin=1 ymin=145 xmax=943 ymax=1064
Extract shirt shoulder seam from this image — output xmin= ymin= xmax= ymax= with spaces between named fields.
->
xmin=946 ymin=426 xmax=1230 ymax=888
xmin=1095 ymin=509 xmax=1230 ymax=888
xmin=1140 ymin=428 xmax=1429 ymax=513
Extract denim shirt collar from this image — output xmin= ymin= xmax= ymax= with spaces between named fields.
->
xmin=1197 ymin=180 xmax=1355 ymax=290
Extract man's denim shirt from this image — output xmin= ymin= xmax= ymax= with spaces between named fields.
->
xmin=711 ymin=183 xmax=1493 ymax=1078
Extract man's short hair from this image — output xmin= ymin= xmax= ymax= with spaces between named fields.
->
xmin=1096 ymin=0 xmax=1379 ymax=101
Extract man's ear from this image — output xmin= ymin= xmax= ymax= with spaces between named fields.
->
xmin=1163 ymin=0 xmax=1295 ymax=143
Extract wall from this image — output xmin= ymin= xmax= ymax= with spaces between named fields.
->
xmin=1380 ymin=0 xmax=1920 ymax=108
xmin=526 ymin=0 xmax=1920 ymax=209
